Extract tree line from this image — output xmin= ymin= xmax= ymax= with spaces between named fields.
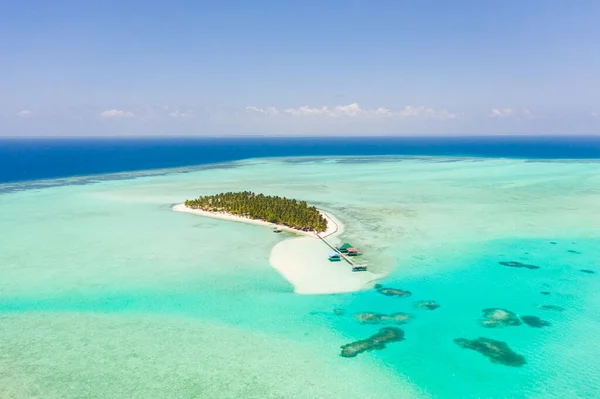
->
xmin=185 ymin=191 xmax=328 ymax=232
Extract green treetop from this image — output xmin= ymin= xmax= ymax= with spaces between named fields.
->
xmin=185 ymin=191 xmax=328 ymax=232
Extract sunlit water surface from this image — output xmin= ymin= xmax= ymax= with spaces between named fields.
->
xmin=1 ymin=157 xmax=599 ymax=398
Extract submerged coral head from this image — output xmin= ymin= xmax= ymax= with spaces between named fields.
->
xmin=480 ymin=308 xmax=522 ymax=328
xmin=415 ymin=300 xmax=441 ymax=310
xmin=454 ymin=337 xmax=526 ymax=367
xmin=520 ymin=315 xmax=551 ymax=328
xmin=340 ymin=327 xmax=405 ymax=358
xmin=499 ymin=261 xmax=540 ymax=270
xmin=353 ymin=312 xmax=412 ymax=325
xmin=376 ymin=286 xmax=412 ymax=297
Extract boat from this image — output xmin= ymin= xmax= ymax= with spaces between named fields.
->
xmin=273 ymin=227 xmax=282 ymax=233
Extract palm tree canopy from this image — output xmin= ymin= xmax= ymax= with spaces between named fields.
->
xmin=184 ymin=191 xmax=328 ymax=233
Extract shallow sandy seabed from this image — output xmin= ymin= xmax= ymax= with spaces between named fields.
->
xmin=0 ymin=313 xmax=425 ymax=399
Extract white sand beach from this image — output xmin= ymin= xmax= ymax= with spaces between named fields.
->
xmin=172 ymin=203 xmax=339 ymax=238
xmin=173 ymin=204 xmax=380 ymax=294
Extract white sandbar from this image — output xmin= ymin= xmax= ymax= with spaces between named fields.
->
xmin=173 ymin=204 xmax=380 ymax=294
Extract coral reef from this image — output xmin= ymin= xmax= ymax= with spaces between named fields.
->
xmin=499 ymin=261 xmax=540 ymax=270
xmin=340 ymin=327 xmax=405 ymax=358
xmin=480 ymin=308 xmax=522 ymax=328
xmin=520 ymin=315 xmax=551 ymax=328
xmin=415 ymin=300 xmax=440 ymax=310
xmin=539 ymin=305 xmax=565 ymax=311
xmin=375 ymin=286 xmax=412 ymax=297
xmin=454 ymin=337 xmax=526 ymax=367
xmin=353 ymin=312 xmax=412 ymax=325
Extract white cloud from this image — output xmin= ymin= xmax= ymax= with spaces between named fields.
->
xmin=395 ymin=106 xmax=459 ymax=120
xmin=284 ymin=105 xmax=332 ymax=116
xmin=17 ymin=109 xmax=33 ymax=118
xmin=100 ymin=109 xmax=135 ymax=119
xmin=245 ymin=106 xmax=279 ymax=115
xmin=334 ymin=103 xmax=362 ymax=116
xmin=374 ymin=107 xmax=392 ymax=116
xmin=168 ymin=110 xmax=193 ymax=118
xmin=272 ymin=103 xmax=459 ymax=120
xmin=489 ymin=108 xmax=533 ymax=118
xmin=285 ymin=105 xmax=333 ymax=116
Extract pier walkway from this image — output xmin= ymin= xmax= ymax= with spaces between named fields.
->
xmin=316 ymin=233 xmax=367 ymax=271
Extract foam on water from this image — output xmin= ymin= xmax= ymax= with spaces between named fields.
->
xmin=1 ymin=156 xmax=599 ymax=398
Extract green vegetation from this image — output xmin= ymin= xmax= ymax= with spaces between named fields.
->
xmin=185 ymin=191 xmax=328 ymax=232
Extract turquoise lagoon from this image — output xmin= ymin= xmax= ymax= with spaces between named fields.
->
xmin=0 ymin=157 xmax=599 ymax=398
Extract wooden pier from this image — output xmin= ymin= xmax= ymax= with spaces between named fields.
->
xmin=316 ymin=233 xmax=367 ymax=271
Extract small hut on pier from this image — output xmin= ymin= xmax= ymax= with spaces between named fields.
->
xmin=328 ymin=251 xmax=341 ymax=262
xmin=346 ymin=247 xmax=361 ymax=256
xmin=337 ymin=243 xmax=353 ymax=253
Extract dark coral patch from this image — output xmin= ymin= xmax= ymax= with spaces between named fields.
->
xmin=568 ymin=250 xmax=582 ymax=254
xmin=376 ymin=287 xmax=412 ymax=297
xmin=340 ymin=327 xmax=405 ymax=358
xmin=354 ymin=312 xmax=412 ymax=325
xmin=454 ymin=337 xmax=526 ymax=367
xmin=579 ymin=269 xmax=595 ymax=274
xmin=550 ymin=241 xmax=557 ymax=245
xmin=499 ymin=261 xmax=540 ymax=270
xmin=540 ymin=305 xmax=565 ymax=312
xmin=540 ymin=291 xmax=551 ymax=295
xmin=415 ymin=300 xmax=441 ymax=310
xmin=373 ymin=283 xmax=383 ymax=289
xmin=480 ymin=308 xmax=522 ymax=328
xmin=521 ymin=315 xmax=551 ymax=328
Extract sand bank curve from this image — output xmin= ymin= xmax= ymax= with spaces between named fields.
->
xmin=173 ymin=204 xmax=380 ymax=294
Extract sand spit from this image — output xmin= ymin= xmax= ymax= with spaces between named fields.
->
xmin=173 ymin=204 xmax=380 ymax=294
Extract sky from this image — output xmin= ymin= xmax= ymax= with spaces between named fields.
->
xmin=1 ymin=0 xmax=600 ymax=136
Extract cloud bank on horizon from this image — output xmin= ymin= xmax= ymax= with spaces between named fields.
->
xmin=1 ymin=1 xmax=599 ymax=136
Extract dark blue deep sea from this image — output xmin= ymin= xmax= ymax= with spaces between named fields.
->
xmin=1 ymin=136 xmax=599 ymax=183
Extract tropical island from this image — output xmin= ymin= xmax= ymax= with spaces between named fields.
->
xmin=184 ymin=191 xmax=328 ymax=232
xmin=173 ymin=192 xmax=378 ymax=295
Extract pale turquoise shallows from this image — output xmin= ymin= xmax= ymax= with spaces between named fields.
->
xmin=0 ymin=157 xmax=599 ymax=398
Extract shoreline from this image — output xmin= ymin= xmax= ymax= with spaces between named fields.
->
xmin=172 ymin=204 xmax=341 ymax=239
xmin=173 ymin=204 xmax=379 ymax=294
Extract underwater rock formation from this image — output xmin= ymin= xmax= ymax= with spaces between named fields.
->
xmin=340 ymin=327 xmax=405 ymax=358
xmin=375 ymin=286 xmax=412 ymax=297
xmin=520 ymin=315 xmax=551 ymax=328
xmin=374 ymin=284 xmax=383 ymax=289
xmin=499 ymin=261 xmax=540 ymax=270
xmin=567 ymin=250 xmax=581 ymax=254
xmin=540 ymin=291 xmax=551 ymax=295
xmin=540 ymin=305 xmax=565 ymax=311
xmin=480 ymin=308 xmax=522 ymax=328
xmin=353 ymin=312 xmax=412 ymax=325
xmin=580 ymin=269 xmax=595 ymax=274
xmin=415 ymin=300 xmax=440 ymax=310
xmin=454 ymin=337 xmax=526 ymax=367
xmin=550 ymin=241 xmax=557 ymax=245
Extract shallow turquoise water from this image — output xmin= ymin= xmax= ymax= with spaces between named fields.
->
xmin=1 ymin=157 xmax=599 ymax=398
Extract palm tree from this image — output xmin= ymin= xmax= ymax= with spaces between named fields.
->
xmin=184 ymin=192 xmax=327 ymax=232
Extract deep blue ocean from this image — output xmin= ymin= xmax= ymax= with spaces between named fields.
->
xmin=1 ymin=136 xmax=599 ymax=183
